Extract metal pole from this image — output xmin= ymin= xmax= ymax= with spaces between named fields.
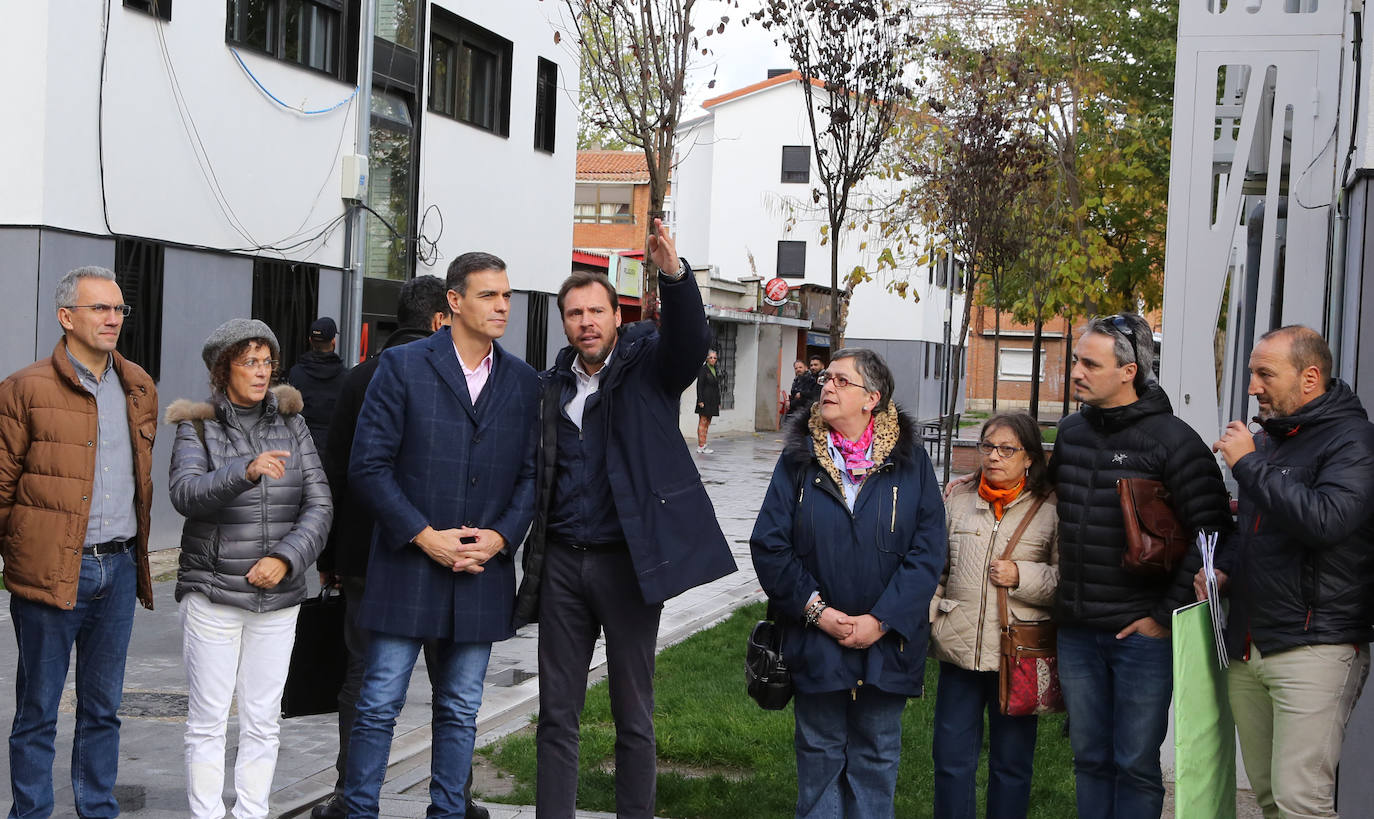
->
xmin=345 ymin=0 xmax=376 ymax=364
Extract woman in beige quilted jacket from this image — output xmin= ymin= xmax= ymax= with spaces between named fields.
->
xmin=930 ymin=411 xmax=1058 ymax=819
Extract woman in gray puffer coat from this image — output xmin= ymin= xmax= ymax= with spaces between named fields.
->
xmin=165 ymin=318 xmax=332 ymax=819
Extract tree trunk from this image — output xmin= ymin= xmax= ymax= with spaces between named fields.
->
xmin=1028 ymin=316 xmax=1044 ymax=422
xmin=1062 ymin=319 xmax=1073 ymax=417
xmin=991 ymin=302 xmax=1002 ymax=413
xmin=828 ymin=226 xmax=843 ymax=352
xmin=942 ymin=256 xmax=977 ymax=485
xmin=641 ymin=164 xmax=669 ymax=323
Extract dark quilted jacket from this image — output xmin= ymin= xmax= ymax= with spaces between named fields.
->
xmin=1223 ymin=380 xmax=1374 ymax=657
xmin=1049 ymin=383 xmax=1232 ymax=630
xmin=165 ymin=384 xmax=332 ymax=613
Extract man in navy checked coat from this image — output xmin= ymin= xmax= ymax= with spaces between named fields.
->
xmin=342 ymin=252 xmax=538 ymax=817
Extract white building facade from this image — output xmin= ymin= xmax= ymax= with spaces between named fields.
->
xmin=0 ymin=0 xmax=576 ymax=548
xmin=672 ymin=71 xmax=961 ymax=428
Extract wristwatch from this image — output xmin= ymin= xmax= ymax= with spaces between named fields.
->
xmin=658 ymin=256 xmax=690 ymax=282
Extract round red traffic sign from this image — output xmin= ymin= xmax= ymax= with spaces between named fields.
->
xmin=763 ymin=277 xmax=791 ymax=306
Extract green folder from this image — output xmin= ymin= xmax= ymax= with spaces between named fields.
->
xmin=1172 ymin=599 xmax=1236 ymax=819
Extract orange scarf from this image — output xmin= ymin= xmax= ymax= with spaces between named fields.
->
xmin=977 ymin=472 xmax=1025 ymax=520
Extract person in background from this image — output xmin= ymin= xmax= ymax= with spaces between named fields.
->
xmin=695 ymin=349 xmax=722 ymax=454
xmin=751 ymin=348 xmax=945 ymax=818
xmin=931 ymin=411 xmax=1058 ymax=819
xmin=1 ymin=266 xmax=158 ymax=819
xmin=789 ymin=359 xmax=817 ymax=416
xmin=288 ymin=316 xmax=346 ymax=453
xmin=166 ymin=318 xmax=332 ymax=819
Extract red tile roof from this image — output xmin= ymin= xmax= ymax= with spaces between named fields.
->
xmin=576 ymin=150 xmax=650 ymax=182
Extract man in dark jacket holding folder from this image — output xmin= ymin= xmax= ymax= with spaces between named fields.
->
xmin=1050 ymin=312 xmax=1231 ymax=819
xmin=514 ymin=220 xmax=736 ymax=819
xmin=1207 ymin=325 xmax=1374 ymax=819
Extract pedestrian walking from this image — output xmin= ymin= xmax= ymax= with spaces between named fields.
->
xmin=789 ymin=359 xmax=818 ymax=416
xmin=514 ymin=219 xmax=736 ymax=819
xmin=1 ymin=266 xmax=158 ymax=819
xmin=695 ymin=349 xmax=721 ymax=453
xmin=166 ymin=318 xmax=332 ymax=819
xmin=751 ymin=349 xmax=946 ymax=818
xmin=343 ymin=253 xmax=539 ymax=817
xmin=931 ymin=411 xmax=1058 ymax=819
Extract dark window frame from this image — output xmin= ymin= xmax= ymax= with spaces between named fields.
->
xmin=125 ymin=0 xmax=172 ymax=21
xmin=781 ymin=145 xmax=810 ymax=184
xmin=225 ymin=0 xmax=348 ymax=80
xmin=777 ymin=240 xmax=806 ymax=279
xmin=251 ymin=259 xmax=320 ymax=374
xmin=114 ymin=238 xmax=165 ymax=382
xmin=533 ymin=57 xmax=558 ymax=153
xmin=428 ymin=9 xmax=513 ymax=137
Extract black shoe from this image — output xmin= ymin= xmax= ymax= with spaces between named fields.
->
xmin=310 ymin=795 xmax=345 ymax=819
xmin=465 ymin=801 xmax=490 ymax=819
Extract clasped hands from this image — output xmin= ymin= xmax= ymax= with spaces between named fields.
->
xmin=414 ymin=525 xmax=505 ymax=573
xmin=816 ymin=607 xmax=886 ymax=650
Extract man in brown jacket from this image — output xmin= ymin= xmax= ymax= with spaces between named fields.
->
xmin=0 ymin=266 xmax=157 ymax=819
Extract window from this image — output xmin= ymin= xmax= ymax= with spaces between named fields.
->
xmin=934 ymin=342 xmax=944 ymax=378
xmin=574 ymin=185 xmax=634 ymax=224
xmin=998 ymin=348 xmax=1048 ymax=382
xmin=251 ymin=260 xmax=320 ymax=372
xmin=781 ymin=146 xmax=810 ymax=183
xmin=429 ymin=10 xmax=512 ymax=136
xmin=777 ymin=240 xmax=806 ymax=278
xmin=226 ymin=0 xmax=343 ymax=77
xmin=707 ymin=321 xmax=737 ymax=411
xmin=526 ymin=294 xmax=549 ymax=370
xmin=126 ymin=0 xmax=172 ymax=20
xmin=114 ymin=239 xmax=165 ymax=381
xmin=953 ymin=259 xmax=966 ymax=294
xmin=534 ymin=58 xmax=558 ymax=153
xmin=936 ymin=256 xmax=948 ymax=288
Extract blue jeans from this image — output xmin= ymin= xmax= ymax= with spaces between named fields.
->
xmin=8 ymin=548 xmax=137 ymax=819
xmin=342 ymin=634 xmax=491 ymax=818
xmin=932 ymin=663 xmax=1038 ymax=819
xmin=793 ymin=688 xmax=907 ymax=819
xmin=1057 ymin=625 xmax=1173 ymax=819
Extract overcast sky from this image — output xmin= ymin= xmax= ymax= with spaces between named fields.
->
xmin=681 ymin=0 xmax=793 ymax=111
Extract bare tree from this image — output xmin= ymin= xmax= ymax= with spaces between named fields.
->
xmin=752 ymin=0 xmax=920 ymax=350
xmin=560 ymin=0 xmax=724 ymax=318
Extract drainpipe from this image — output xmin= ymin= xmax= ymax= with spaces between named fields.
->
xmin=343 ymin=0 xmax=375 ymax=364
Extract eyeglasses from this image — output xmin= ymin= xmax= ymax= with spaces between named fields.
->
xmin=63 ymin=303 xmax=132 ymax=317
xmin=233 ymin=358 xmax=278 ymax=371
xmin=816 ymin=371 xmax=868 ymax=390
xmin=1108 ymin=314 xmax=1136 ymax=340
xmin=977 ymin=441 xmax=1025 ymax=459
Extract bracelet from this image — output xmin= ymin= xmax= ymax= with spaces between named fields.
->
xmin=805 ymin=600 xmax=828 ymax=627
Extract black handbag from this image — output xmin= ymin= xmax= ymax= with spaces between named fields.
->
xmin=281 ymin=588 xmax=348 ymax=719
xmin=745 ymin=609 xmax=793 ymax=710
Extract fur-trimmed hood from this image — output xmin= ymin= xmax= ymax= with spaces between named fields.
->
xmin=163 ymin=383 xmax=304 ymax=425
xmin=783 ymin=402 xmax=920 ymax=489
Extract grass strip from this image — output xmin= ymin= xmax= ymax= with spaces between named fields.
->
xmin=479 ymin=602 xmax=1077 ymax=817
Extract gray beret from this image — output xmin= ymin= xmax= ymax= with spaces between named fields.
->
xmin=201 ymin=318 xmax=281 ymax=370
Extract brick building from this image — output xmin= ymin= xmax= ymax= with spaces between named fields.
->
xmin=573 ymin=150 xmax=656 ymax=252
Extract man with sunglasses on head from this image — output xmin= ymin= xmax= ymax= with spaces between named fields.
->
xmin=1050 ymin=312 xmax=1231 ymax=819
xmin=1202 ymin=326 xmax=1374 ymax=819
xmin=0 ymin=266 xmax=158 ymax=818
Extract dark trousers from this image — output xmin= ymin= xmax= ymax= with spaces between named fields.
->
xmin=932 ymin=662 xmax=1038 ymax=819
xmin=331 ymin=575 xmax=371 ymax=793
xmin=535 ymin=544 xmax=663 ymax=819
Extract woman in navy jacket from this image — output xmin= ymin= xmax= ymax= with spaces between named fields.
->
xmin=751 ymin=348 xmax=946 ymax=818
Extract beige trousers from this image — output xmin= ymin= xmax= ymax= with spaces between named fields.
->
xmin=1228 ymin=642 xmax=1370 ymax=819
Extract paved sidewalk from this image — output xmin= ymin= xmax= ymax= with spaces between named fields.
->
xmin=0 ymin=430 xmax=785 ymax=818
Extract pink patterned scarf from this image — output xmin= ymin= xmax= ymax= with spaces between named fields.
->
xmin=830 ymin=417 xmax=876 ymax=483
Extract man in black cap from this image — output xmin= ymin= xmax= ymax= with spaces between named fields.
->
xmin=288 ymin=316 xmax=346 ymax=452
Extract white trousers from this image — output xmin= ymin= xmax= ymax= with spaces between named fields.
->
xmin=180 ymin=592 xmax=299 ymax=819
